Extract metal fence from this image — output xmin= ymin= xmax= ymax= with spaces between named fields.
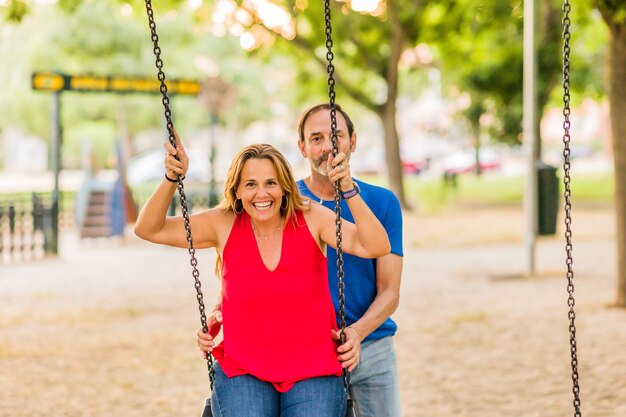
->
xmin=0 ymin=192 xmax=73 ymax=263
xmin=1 ymin=187 xmax=216 ymax=263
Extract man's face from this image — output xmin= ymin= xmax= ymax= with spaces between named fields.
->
xmin=298 ymin=109 xmax=356 ymax=177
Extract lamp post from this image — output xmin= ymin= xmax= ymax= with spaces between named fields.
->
xmin=48 ymin=91 xmax=62 ymax=254
xmin=523 ymin=0 xmax=538 ymax=276
xmin=198 ymin=76 xmax=235 ymax=207
xmin=208 ymin=110 xmax=218 ymax=207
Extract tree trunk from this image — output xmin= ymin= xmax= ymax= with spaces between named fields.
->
xmin=378 ymin=102 xmax=406 ymax=207
xmin=536 ymin=0 xmax=563 ymax=161
xmin=472 ymin=120 xmax=482 ymax=175
xmin=381 ymin=0 xmax=407 ymax=208
xmin=607 ymin=24 xmax=626 ymax=307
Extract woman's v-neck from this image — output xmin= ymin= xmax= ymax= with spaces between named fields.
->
xmin=249 ymin=215 xmax=285 ymax=273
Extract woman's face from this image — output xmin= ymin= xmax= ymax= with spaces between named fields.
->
xmin=236 ymin=157 xmax=284 ymax=222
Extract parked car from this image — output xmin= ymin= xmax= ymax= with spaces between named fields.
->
xmin=441 ymin=148 xmax=502 ymax=175
xmin=401 ymin=159 xmax=427 ymax=175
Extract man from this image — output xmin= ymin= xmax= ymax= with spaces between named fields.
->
xmin=198 ymin=103 xmax=403 ymax=417
xmin=295 ymin=103 xmax=403 ymax=417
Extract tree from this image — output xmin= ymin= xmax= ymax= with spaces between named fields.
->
xmin=230 ymin=0 xmax=427 ymax=207
xmin=595 ymin=0 xmax=626 ymax=306
xmin=424 ymin=0 xmax=567 ymax=168
xmin=1 ymin=0 xmax=286 ymax=167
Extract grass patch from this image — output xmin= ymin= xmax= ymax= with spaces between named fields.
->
xmin=362 ymin=170 xmax=614 ymax=212
xmin=569 ymin=172 xmax=615 ymax=203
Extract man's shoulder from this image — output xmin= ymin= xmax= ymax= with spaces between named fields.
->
xmin=296 ymin=178 xmax=310 ymax=195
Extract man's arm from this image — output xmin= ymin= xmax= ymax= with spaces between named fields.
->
xmin=349 ymin=253 xmax=402 ymax=340
xmin=348 ymin=188 xmax=403 ymax=341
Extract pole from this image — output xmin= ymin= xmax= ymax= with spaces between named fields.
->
xmin=209 ymin=112 xmax=218 ymax=207
xmin=523 ymin=0 xmax=538 ymax=276
xmin=49 ymin=92 xmax=62 ymax=255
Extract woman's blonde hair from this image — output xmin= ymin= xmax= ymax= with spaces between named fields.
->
xmin=214 ymin=144 xmax=306 ymax=278
xmin=217 ymin=143 xmax=305 ymax=218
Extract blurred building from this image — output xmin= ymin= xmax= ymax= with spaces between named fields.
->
xmin=1 ymin=127 xmax=48 ymax=171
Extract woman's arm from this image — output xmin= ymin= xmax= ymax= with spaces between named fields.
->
xmin=134 ymin=131 xmax=220 ymax=249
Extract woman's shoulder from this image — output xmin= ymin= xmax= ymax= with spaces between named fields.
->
xmin=196 ymin=207 xmax=236 ymax=232
xmin=299 ymin=197 xmax=328 ymax=213
xmin=197 ymin=206 xmax=235 ymax=220
xmin=299 ymin=198 xmax=333 ymax=225
xmin=299 ymin=197 xmax=312 ymax=210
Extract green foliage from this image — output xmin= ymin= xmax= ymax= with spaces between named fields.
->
xmin=398 ymin=171 xmax=615 ymax=212
xmin=1 ymin=0 xmax=288 ymax=168
xmin=57 ymin=0 xmax=83 ymax=14
xmin=116 ymin=0 xmax=186 ymax=14
xmin=423 ymin=0 xmax=527 ymax=145
xmin=0 ymin=0 xmax=613 ymax=174
xmin=595 ymin=0 xmax=626 ymax=24
xmin=423 ymin=0 xmax=607 ymax=146
xmin=556 ymin=8 xmax=607 ymax=103
xmin=64 ymin=120 xmax=117 ymax=169
xmin=243 ymin=0 xmax=425 ymax=112
xmin=3 ymin=0 xmax=28 ymax=22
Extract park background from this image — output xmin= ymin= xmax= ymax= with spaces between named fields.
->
xmin=1 ymin=0 xmax=625 ymax=416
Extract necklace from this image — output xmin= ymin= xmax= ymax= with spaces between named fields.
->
xmin=251 ymin=222 xmax=281 ymax=240
xmin=316 ymin=192 xmax=335 ymax=204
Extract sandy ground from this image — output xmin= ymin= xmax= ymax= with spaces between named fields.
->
xmin=1 ymin=205 xmax=625 ymax=417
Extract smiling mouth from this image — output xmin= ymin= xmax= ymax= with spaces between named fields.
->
xmin=253 ymin=201 xmax=273 ymax=210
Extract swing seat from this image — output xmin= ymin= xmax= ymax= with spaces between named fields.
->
xmin=201 ymin=397 xmax=213 ymax=417
xmin=345 ymin=398 xmax=358 ymax=417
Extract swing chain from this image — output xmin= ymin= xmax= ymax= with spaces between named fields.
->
xmin=324 ymin=0 xmax=350 ymax=390
xmin=144 ymin=0 xmax=215 ymax=390
xmin=561 ymin=1 xmax=581 ymax=416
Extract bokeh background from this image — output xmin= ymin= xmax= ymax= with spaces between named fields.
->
xmin=1 ymin=1 xmax=625 ymax=416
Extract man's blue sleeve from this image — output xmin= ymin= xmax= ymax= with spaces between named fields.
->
xmin=383 ymin=192 xmax=403 ymax=257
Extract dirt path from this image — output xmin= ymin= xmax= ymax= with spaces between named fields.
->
xmin=1 ymin=206 xmax=624 ymax=416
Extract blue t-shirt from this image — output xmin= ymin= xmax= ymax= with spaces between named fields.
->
xmin=297 ymin=178 xmax=403 ymax=342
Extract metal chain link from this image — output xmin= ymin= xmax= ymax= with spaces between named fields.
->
xmin=323 ymin=0 xmax=351 ymax=391
xmin=561 ymin=1 xmax=581 ymax=415
xmin=144 ymin=0 xmax=215 ymax=390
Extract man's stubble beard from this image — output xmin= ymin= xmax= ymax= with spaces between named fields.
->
xmin=311 ymin=153 xmax=331 ymax=177
xmin=310 ymin=150 xmax=351 ymax=178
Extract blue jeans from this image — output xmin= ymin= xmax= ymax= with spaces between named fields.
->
xmin=212 ymin=363 xmax=346 ymax=417
xmin=349 ymin=336 xmax=401 ymax=417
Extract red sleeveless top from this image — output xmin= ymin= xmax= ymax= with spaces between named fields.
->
xmin=212 ymin=210 xmax=342 ymax=392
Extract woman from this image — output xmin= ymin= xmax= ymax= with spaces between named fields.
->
xmin=134 ymin=133 xmax=390 ymax=417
